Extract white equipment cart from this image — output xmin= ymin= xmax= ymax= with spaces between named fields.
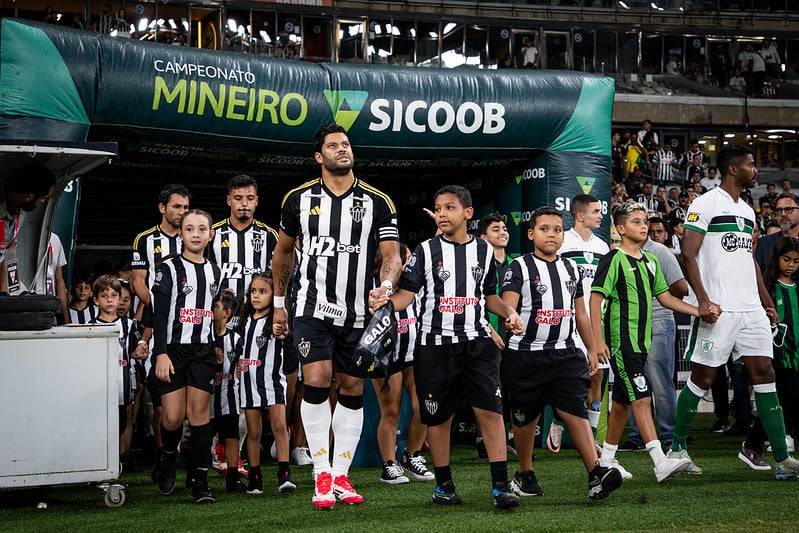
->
xmin=0 ymin=325 xmax=126 ymax=507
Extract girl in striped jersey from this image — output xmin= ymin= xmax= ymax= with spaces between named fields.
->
xmin=152 ymin=209 xmax=220 ymax=504
xmin=211 ymin=291 xmax=247 ymax=492
xmin=741 ymin=237 xmax=799 ymax=465
xmin=67 ymin=273 xmax=97 ymax=324
xmin=373 ymin=244 xmax=433 ymax=485
xmin=236 ymin=272 xmax=295 ymax=495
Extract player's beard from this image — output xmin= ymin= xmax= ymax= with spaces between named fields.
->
xmin=322 ymin=153 xmax=354 ymax=176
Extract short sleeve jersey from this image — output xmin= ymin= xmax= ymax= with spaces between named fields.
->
xmin=501 ymin=253 xmax=582 ymax=352
xmin=209 ymin=218 xmax=278 ymax=296
xmin=592 ymin=248 xmax=669 ymax=354
xmin=92 ymin=316 xmax=140 ymax=406
xmin=131 ymin=225 xmax=182 ymax=288
xmin=213 ymin=329 xmax=240 ymax=418
xmin=558 ymin=229 xmax=608 ymax=316
xmin=642 ymin=238 xmax=685 ymax=321
xmin=683 ymin=186 xmax=759 ymax=311
xmin=399 ymin=235 xmax=496 ymax=346
xmin=280 ymin=178 xmax=398 ymax=328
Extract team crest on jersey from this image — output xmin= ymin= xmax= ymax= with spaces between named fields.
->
xmin=251 ymin=234 xmax=264 ymax=253
xmin=583 ymin=251 xmax=594 ymax=264
xmin=256 ymin=335 xmax=268 ymax=348
xmin=701 ymin=339 xmax=714 ymax=353
xmin=646 ymin=261 xmax=656 ymax=276
xmin=565 ymin=280 xmax=577 ymax=296
xmin=534 ymin=277 xmax=548 ymax=295
xmin=350 ymin=205 xmax=366 ymax=223
xmin=209 ymin=281 xmax=218 ymax=295
xmin=513 ymin=410 xmax=525 ymax=424
xmin=437 ymin=263 xmax=451 ymax=281
xmin=298 ymin=338 xmax=311 ymax=358
xmin=179 ymin=278 xmax=193 ymax=295
xmin=471 ymin=265 xmax=484 ymax=282
xmin=425 ymin=399 xmax=438 ymax=415
xmin=226 ymin=350 xmax=237 ymax=362
xmin=633 ymin=375 xmax=648 ymax=393
xmin=736 ymin=216 xmax=745 ymax=231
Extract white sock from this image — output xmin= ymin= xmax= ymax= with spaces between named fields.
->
xmin=331 ymin=404 xmax=364 ymax=478
xmin=301 ymin=399 xmax=333 ymax=476
xmin=587 ymin=409 xmax=601 ymax=429
xmin=646 ymin=439 xmax=666 ymax=465
xmin=600 ymin=442 xmax=618 ymax=466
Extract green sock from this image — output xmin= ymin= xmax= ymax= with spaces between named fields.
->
xmin=755 ymin=391 xmax=789 ymax=462
xmin=596 ymin=371 xmax=610 ymax=444
xmin=671 ymin=386 xmax=702 ymax=452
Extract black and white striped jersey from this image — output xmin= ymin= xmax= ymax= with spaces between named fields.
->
xmin=655 ymin=148 xmax=678 ymax=183
xmin=69 ymin=304 xmax=97 ymax=324
xmin=395 ymin=303 xmax=418 ymax=365
xmin=131 ymin=225 xmax=182 ymax=288
xmin=213 ymin=329 xmax=240 ymax=418
xmin=151 ymin=255 xmax=220 ymax=355
xmin=209 ymin=219 xmax=278 ymax=297
xmin=399 ymin=235 xmax=496 ymax=346
xmin=92 ymin=316 xmax=140 ymax=406
xmin=237 ymin=315 xmax=285 ymax=409
xmin=280 ymin=178 xmax=399 ymax=328
xmin=501 ymin=253 xmax=582 ymax=351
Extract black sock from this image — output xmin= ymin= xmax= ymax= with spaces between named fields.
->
xmin=278 ymin=461 xmax=290 ymax=478
xmin=434 ymin=464 xmax=452 ymax=487
xmin=190 ymin=423 xmax=213 ymax=471
xmin=161 ymin=425 xmax=182 ymax=454
xmin=250 ymin=464 xmax=261 ymax=478
xmin=489 ymin=461 xmax=508 ymax=486
xmin=226 ymin=468 xmax=239 ymax=484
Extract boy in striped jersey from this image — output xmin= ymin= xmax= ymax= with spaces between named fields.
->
xmin=591 ymin=202 xmax=700 ymax=483
xmin=373 ymin=185 xmax=524 ymax=509
xmin=502 ymin=206 xmax=621 ymax=500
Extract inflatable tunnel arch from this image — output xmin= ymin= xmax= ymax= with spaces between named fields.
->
xmin=0 ymin=18 xmax=613 ymax=258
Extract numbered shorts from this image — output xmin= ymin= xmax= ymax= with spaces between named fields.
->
xmin=504 ymin=347 xmax=590 ymax=427
xmin=609 ymin=350 xmax=651 ymax=404
xmin=684 ymin=309 xmax=772 ymax=367
xmin=292 ymin=317 xmax=367 ymax=378
xmin=157 ymin=343 xmax=216 ymax=396
xmin=414 ymin=338 xmax=502 ymax=426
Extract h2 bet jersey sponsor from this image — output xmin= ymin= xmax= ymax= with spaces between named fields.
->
xmin=280 ymin=178 xmax=398 ymax=328
xmin=210 ymin=219 xmax=278 ymax=296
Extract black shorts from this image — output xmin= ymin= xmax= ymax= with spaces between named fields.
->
xmin=157 ymin=343 xmax=217 ymax=396
xmin=610 ymin=350 xmax=651 ymax=404
xmin=292 ymin=317 xmax=368 ymax=378
xmin=214 ymin=413 xmax=240 ymax=441
xmin=283 ymin=335 xmax=300 ymax=376
xmin=413 ymin=338 xmax=502 ymax=426
xmin=504 ymin=348 xmax=590 ymax=427
xmin=119 ymin=405 xmax=127 ymax=435
xmin=146 ymin=365 xmax=162 ymax=409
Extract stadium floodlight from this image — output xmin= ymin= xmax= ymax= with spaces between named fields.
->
xmin=618 ymin=1 xmax=630 ymax=9
xmin=443 ymin=23 xmax=457 ymax=35
xmin=227 ymin=19 xmax=238 ymax=33
xmin=724 ymin=133 xmax=736 ymax=138
xmin=168 ymin=19 xmax=177 ymax=30
xmin=182 ymin=20 xmax=189 ymax=32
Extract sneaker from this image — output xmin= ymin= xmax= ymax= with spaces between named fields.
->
xmin=617 ymin=440 xmax=646 ymax=452
xmin=738 ymin=445 xmax=771 ymax=471
xmin=654 ymin=456 xmax=691 ymax=482
xmin=475 ymin=439 xmax=488 ymax=460
xmin=588 ymin=464 xmax=622 ymax=500
xmin=192 ymin=480 xmax=216 ymax=504
xmin=312 ymin=471 xmax=336 ymax=510
xmin=767 ymin=435 xmax=796 ymax=453
xmin=432 ymin=480 xmax=462 ymax=505
xmin=510 ymin=470 xmax=543 ymax=497
xmin=547 ymin=423 xmax=564 ymax=453
xmin=237 ymin=458 xmax=248 ymax=478
xmin=710 ymin=418 xmax=731 ymax=433
xmin=380 ymin=461 xmax=409 ymax=485
xmin=226 ymin=478 xmax=247 ymax=493
xmin=278 ymin=471 xmax=297 ymax=493
xmin=610 ymin=459 xmax=633 ymax=480
xmin=247 ymin=469 xmax=263 ymax=495
xmin=400 ymin=452 xmax=434 ymax=481
xmin=212 ymin=441 xmax=227 ymax=475
xmin=774 ymin=456 xmax=799 ymax=480
xmin=333 ymin=474 xmax=364 ymax=505
xmin=724 ymin=420 xmax=752 ymax=437
xmin=667 ymin=447 xmax=703 ymax=475
xmin=157 ymin=451 xmax=179 ymax=495
xmin=492 ymin=481 xmax=521 ymax=509
xmin=507 ymin=437 xmax=518 ymax=457
xmin=291 ymin=446 xmax=314 ymax=466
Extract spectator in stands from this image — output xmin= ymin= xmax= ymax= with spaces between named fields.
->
xmin=758 ymin=198 xmax=776 ymax=232
xmin=637 ymin=119 xmax=659 ymax=155
xmin=782 ymin=178 xmax=793 ymax=193
xmin=655 ymin=184 xmax=674 ymax=219
xmin=612 ymin=132 xmax=624 ymax=185
xmin=43 ymin=5 xmax=57 ymax=24
xmin=612 ymin=183 xmax=628 ymax=207
xmin=762 ymin=80 xmax=777 ymax=99
xmin=655 ymin=143 xmax=678 ymax=184
xmin=685 ymin=155 xmax=705 ymax=189
xmin=680 ymin=139 xmax=707 ymax=174
xmin=668 ymin=216 xmax=683 ymax=253
xmin=625 ymin=133 xmax=645 ymax=179
xmin=98 ymin=4 xmax=114 ymax=35
xmin=761 ymin=39 xmax=781 ymax=80
xmin=669 ymin=187 xmax=679 ymax=204
xmin=761 ymin=183 xmax=778 ymax=207
xmin=749 ymin=43 xmax=767 ymax=96
xmin=692 ymin=181 xmax=705 ymax=197
xmin=737 ymin=43 xmax=753 ymax=90
xmin=114 ymin=9 xmax=129 ymax=36
xmin=636 ymin=181 xmax=658 ymax=215
xmin=498 ymin=53 xmax=513 ymax=69
xmin=729 ymin=68 xmax=746 ymax=93
xmin=700 ymin=167 xmax=721 ymax=190
xmin=755 ymin=192 xmax=799 ymax=272
xmin=665 ymin=55 xmax=680 ymax=75
xmin=765 ymin=220 xmax=782 ymax=235
xmin=626 ymin=166 xmax=647 ymax=198
xmin=521 ymin=37 xmax=538 ymax=69
xmin=671 ymin=190 xmax=690 ymax=222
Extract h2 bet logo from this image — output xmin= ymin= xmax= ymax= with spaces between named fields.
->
xmin=305 ymin=236 xmax=361 ymax=257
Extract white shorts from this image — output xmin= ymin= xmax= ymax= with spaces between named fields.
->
xmin=684 ymin=309 xmax=772 ymax=367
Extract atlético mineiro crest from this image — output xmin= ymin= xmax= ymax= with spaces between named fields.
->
xmin=209 ymin=282 xmax=218 ymax=295
xmin=425 ymin=399 xmax=438 ymax=415
xmin=256 ymin=335 xmax=267 ymax=348
xmin=350 ymin=205 xmax=366 ymax=223
xmin=471 ymin=265 xmax=484 ymax=282
xmin=251 ymin=234 xmax=264 ymax=253
xmin=226 ymin=350 xmax=236 ymax=362
xmin=298 ymin=338 xmax=311 ymax=358
xmin=736 ymin=216 xmax=745 ymax=231
xmin=583 ymin=251 xmax=594 ymax=264
xmin=565 ymin=280 xmax=577 ymax=296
